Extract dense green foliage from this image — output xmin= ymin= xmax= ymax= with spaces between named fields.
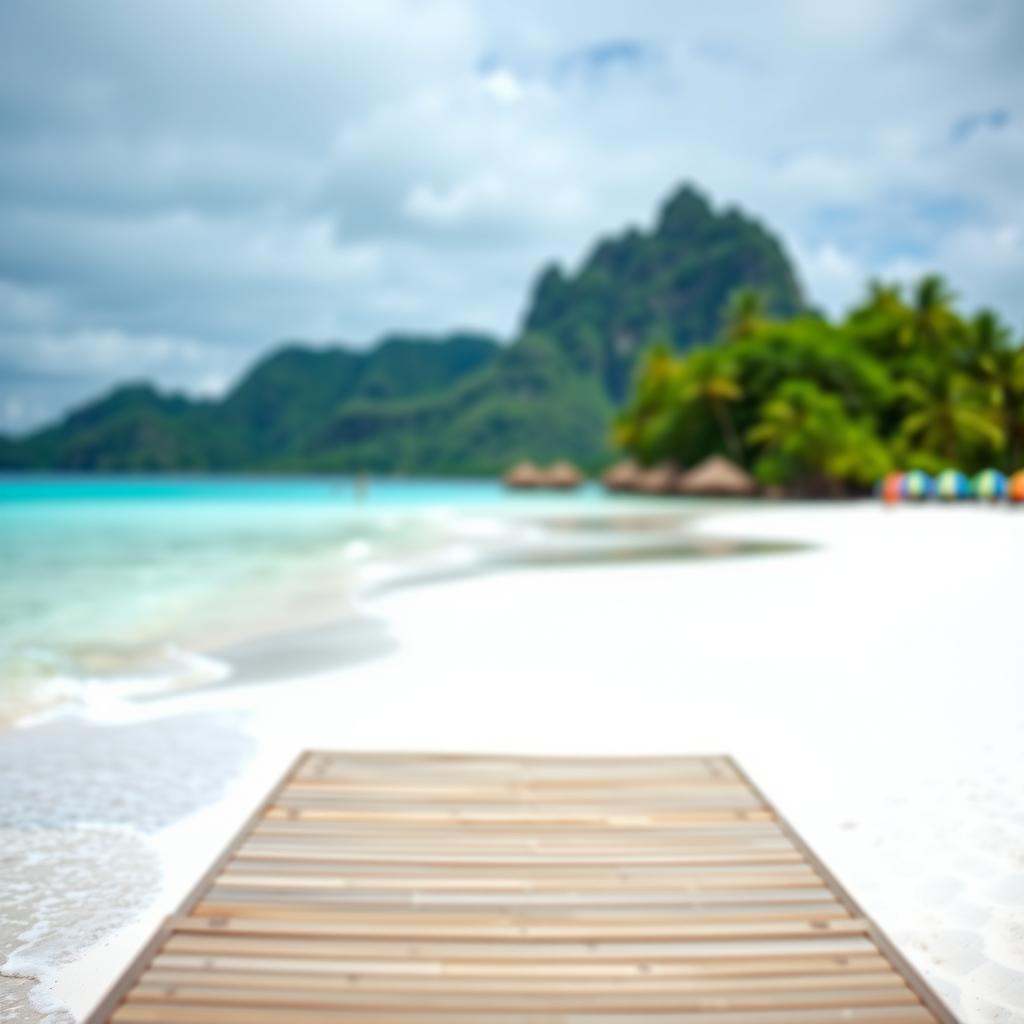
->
xmin=616 ymin=278 xmax=1024 ymax=495
xmin=2 ymin=333 xmax=500 ymax=471
xmin=305 ymin=333 xmax=615 ymax=474
xmin=0 ymin=183 xmax=806 ymax=473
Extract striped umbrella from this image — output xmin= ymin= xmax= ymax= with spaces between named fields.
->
xmin=973 ymin=468 xmax=1007 ymax=501
xmin=880 ymin=472 xmax=905 ymax=504
xmin=1008 ymin=470 xmax=1024 ymax=504
xmin=900 ymin=469 xmax=934 ymax=501
xmin=935 ymin=469 xmax=971 ymax=501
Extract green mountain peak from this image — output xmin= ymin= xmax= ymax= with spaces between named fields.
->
xmin=1 ymin=182 xmax=805 ymax=474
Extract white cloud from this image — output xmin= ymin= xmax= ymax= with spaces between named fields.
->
xmin=778 ymin=154 xmax=864 ymax=203
xmin=480 ymin=68 xmax=525 ymax=104
xmin=923 ymin=218 xmax=1024 ymax=320
xmin=0 ymin=0 xmax=1022 ymax=432
xmin=794 ymin=242 xmax=866 ymax=316
xmin=405 ymin=175 xmax=508 ymax=226
xmin=13 ymin=329 xmax=210 ymax=376
xmin=0 ymin=325 xmax=250 ymax=431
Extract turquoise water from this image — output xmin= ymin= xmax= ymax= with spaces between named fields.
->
xmin=0 ymin=475 xmax=562 ymax=506
xmin=0 ymin=476 xmax=613 ymax=716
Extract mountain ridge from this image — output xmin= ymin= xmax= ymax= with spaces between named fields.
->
xmin=1 ymin=183 xmax=805 ymax=473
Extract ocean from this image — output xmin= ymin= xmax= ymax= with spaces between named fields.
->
xmin=0 ymin=475 xmax=620 ymax=720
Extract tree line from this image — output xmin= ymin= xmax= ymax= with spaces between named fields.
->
xmin=614 ymin=277 xmax=1024 ymax=495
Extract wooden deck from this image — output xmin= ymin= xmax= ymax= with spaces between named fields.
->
xmin=86 ymin=752 xmax=956 ymax=1024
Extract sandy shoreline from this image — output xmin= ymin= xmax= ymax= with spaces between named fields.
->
xmin=2 ymin=502 xmax=1023 ymax=1023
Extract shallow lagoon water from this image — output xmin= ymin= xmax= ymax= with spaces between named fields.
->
xmin=1 ymin=475 xmax=745 ymax=719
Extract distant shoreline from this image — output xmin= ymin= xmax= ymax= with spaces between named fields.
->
xmin=0 ymin=485 xmax=788 ymax=728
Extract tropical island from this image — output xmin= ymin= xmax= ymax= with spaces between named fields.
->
xmin=1 ymin=182 xmax=1020 ymax=495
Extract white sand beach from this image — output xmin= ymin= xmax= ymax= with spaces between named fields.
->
xmin=2 ymin=502 xmax=1023 ymax=1023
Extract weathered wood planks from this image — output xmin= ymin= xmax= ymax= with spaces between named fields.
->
xmin=84 ymin=752 xmax=956 ymax=1024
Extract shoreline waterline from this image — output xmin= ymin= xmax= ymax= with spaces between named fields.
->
xmin=0 ymin=475 xmax=785 ymax=726
xmin=1 ymin=499 xmax=1022 ymax=1024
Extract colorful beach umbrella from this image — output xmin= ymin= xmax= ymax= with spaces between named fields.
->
xmin=1010 ymin=470 xmax=1024 ymax=504
xmin=973 ymin=468 xmax=1007 ymax=501
xmin=935 ymin=469 xmax=971 ymax=501
xmin=900 ymin=469 xmax=934 ymax=501
xmin=880 ymin=472 xmax=905 ymax=504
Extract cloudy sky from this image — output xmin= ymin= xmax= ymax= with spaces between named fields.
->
xmin=1 ymin=0 xmax=1021 ymax=433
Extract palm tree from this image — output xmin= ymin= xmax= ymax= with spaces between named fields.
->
xmin=848 ymin=279 xmax=913 ymax=356
xmin=864 ymin=279 xmax=904 ymax=317
xmin=747 ymin=380 xmax=888 ymax=494
xmin=911 ymin=274 xmax=959 ymax=354
xmin=970 ymin=309 xmax=1010 ymax=363
xmin=677 ymin=350 xmax=744 ymax=461
xmin=1007 ymin=346 xmax=1024 ymax=469
xmin=970 ymin=312 xmax=1024 ymax=468
xmin=898 ymin=371 xmax=1003 ymax=465
xmin=613 ymin=341 xmax=681 ymax=458
xmin=723 ymin=287 xmax=766 ymax=342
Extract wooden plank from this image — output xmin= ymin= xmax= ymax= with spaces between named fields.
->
xmin=84 ymin=752 xmax=953 ymax=1024
xmin=296 ymin=751 xmax=738 ymax=774
xmin=123 ymin=982 xmax=921 ymax=1011
xmin=253 ymin=816 xmax=782 ymax=828
xmin=263 ymin=807 xmax=776 ymax=824
xmin=140 ymin=967 xmax=910 ymax=993
xmin=194 ymin=891 xmax=852 ymax=917
xmin=285 ymin=781 xmax=752 ymax=798
xmin=211 ymin=866 xmax=824 ymax=889
xmin=268 ymin=790 xmax=765 ymax=806
xmin=152 ymin=951 xmax=896 ymax=977
xmin=173 ymin=914 xmax=869 ymax=941
xmin=160 ymin=928 xmax=881 ymax=958
xmin=111 ymin=1004 xmax=936 ymax=1024
xmin=167 ymin=915 xmax=880 ymax=952
xmin=232 ymin=847 xmax=798 ymax=864
xmin=187 ymin=886 xmax=864 ymax=908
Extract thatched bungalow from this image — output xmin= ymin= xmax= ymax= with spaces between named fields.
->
xmin=503 ymin=460 xmax=544 ymax=489
xmin=601 ymin=458 xmax=641 ymax=492
xmin=677 ymin=455 xmax=757 ymax=497
xmin=634 ymin=462 xmax=680 ymax=495
xmin=542 ymin=460 xmax=585 ymax=490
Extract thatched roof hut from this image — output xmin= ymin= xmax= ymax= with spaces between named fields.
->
xmin=602 ymin=458 xmax=641 ymax=492
xmin=634 ymin=462 xmax=680 ymax=495
xmin=542 ymin=460 xmax=585 ymax=490
xmin=503 ymin=460 xmax=544 ymax=489
xmin=677 ymin=455 xmax=757 ymax=497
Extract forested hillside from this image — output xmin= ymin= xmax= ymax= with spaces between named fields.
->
xmin=0 ymin=184 xmax=805 ymax=473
